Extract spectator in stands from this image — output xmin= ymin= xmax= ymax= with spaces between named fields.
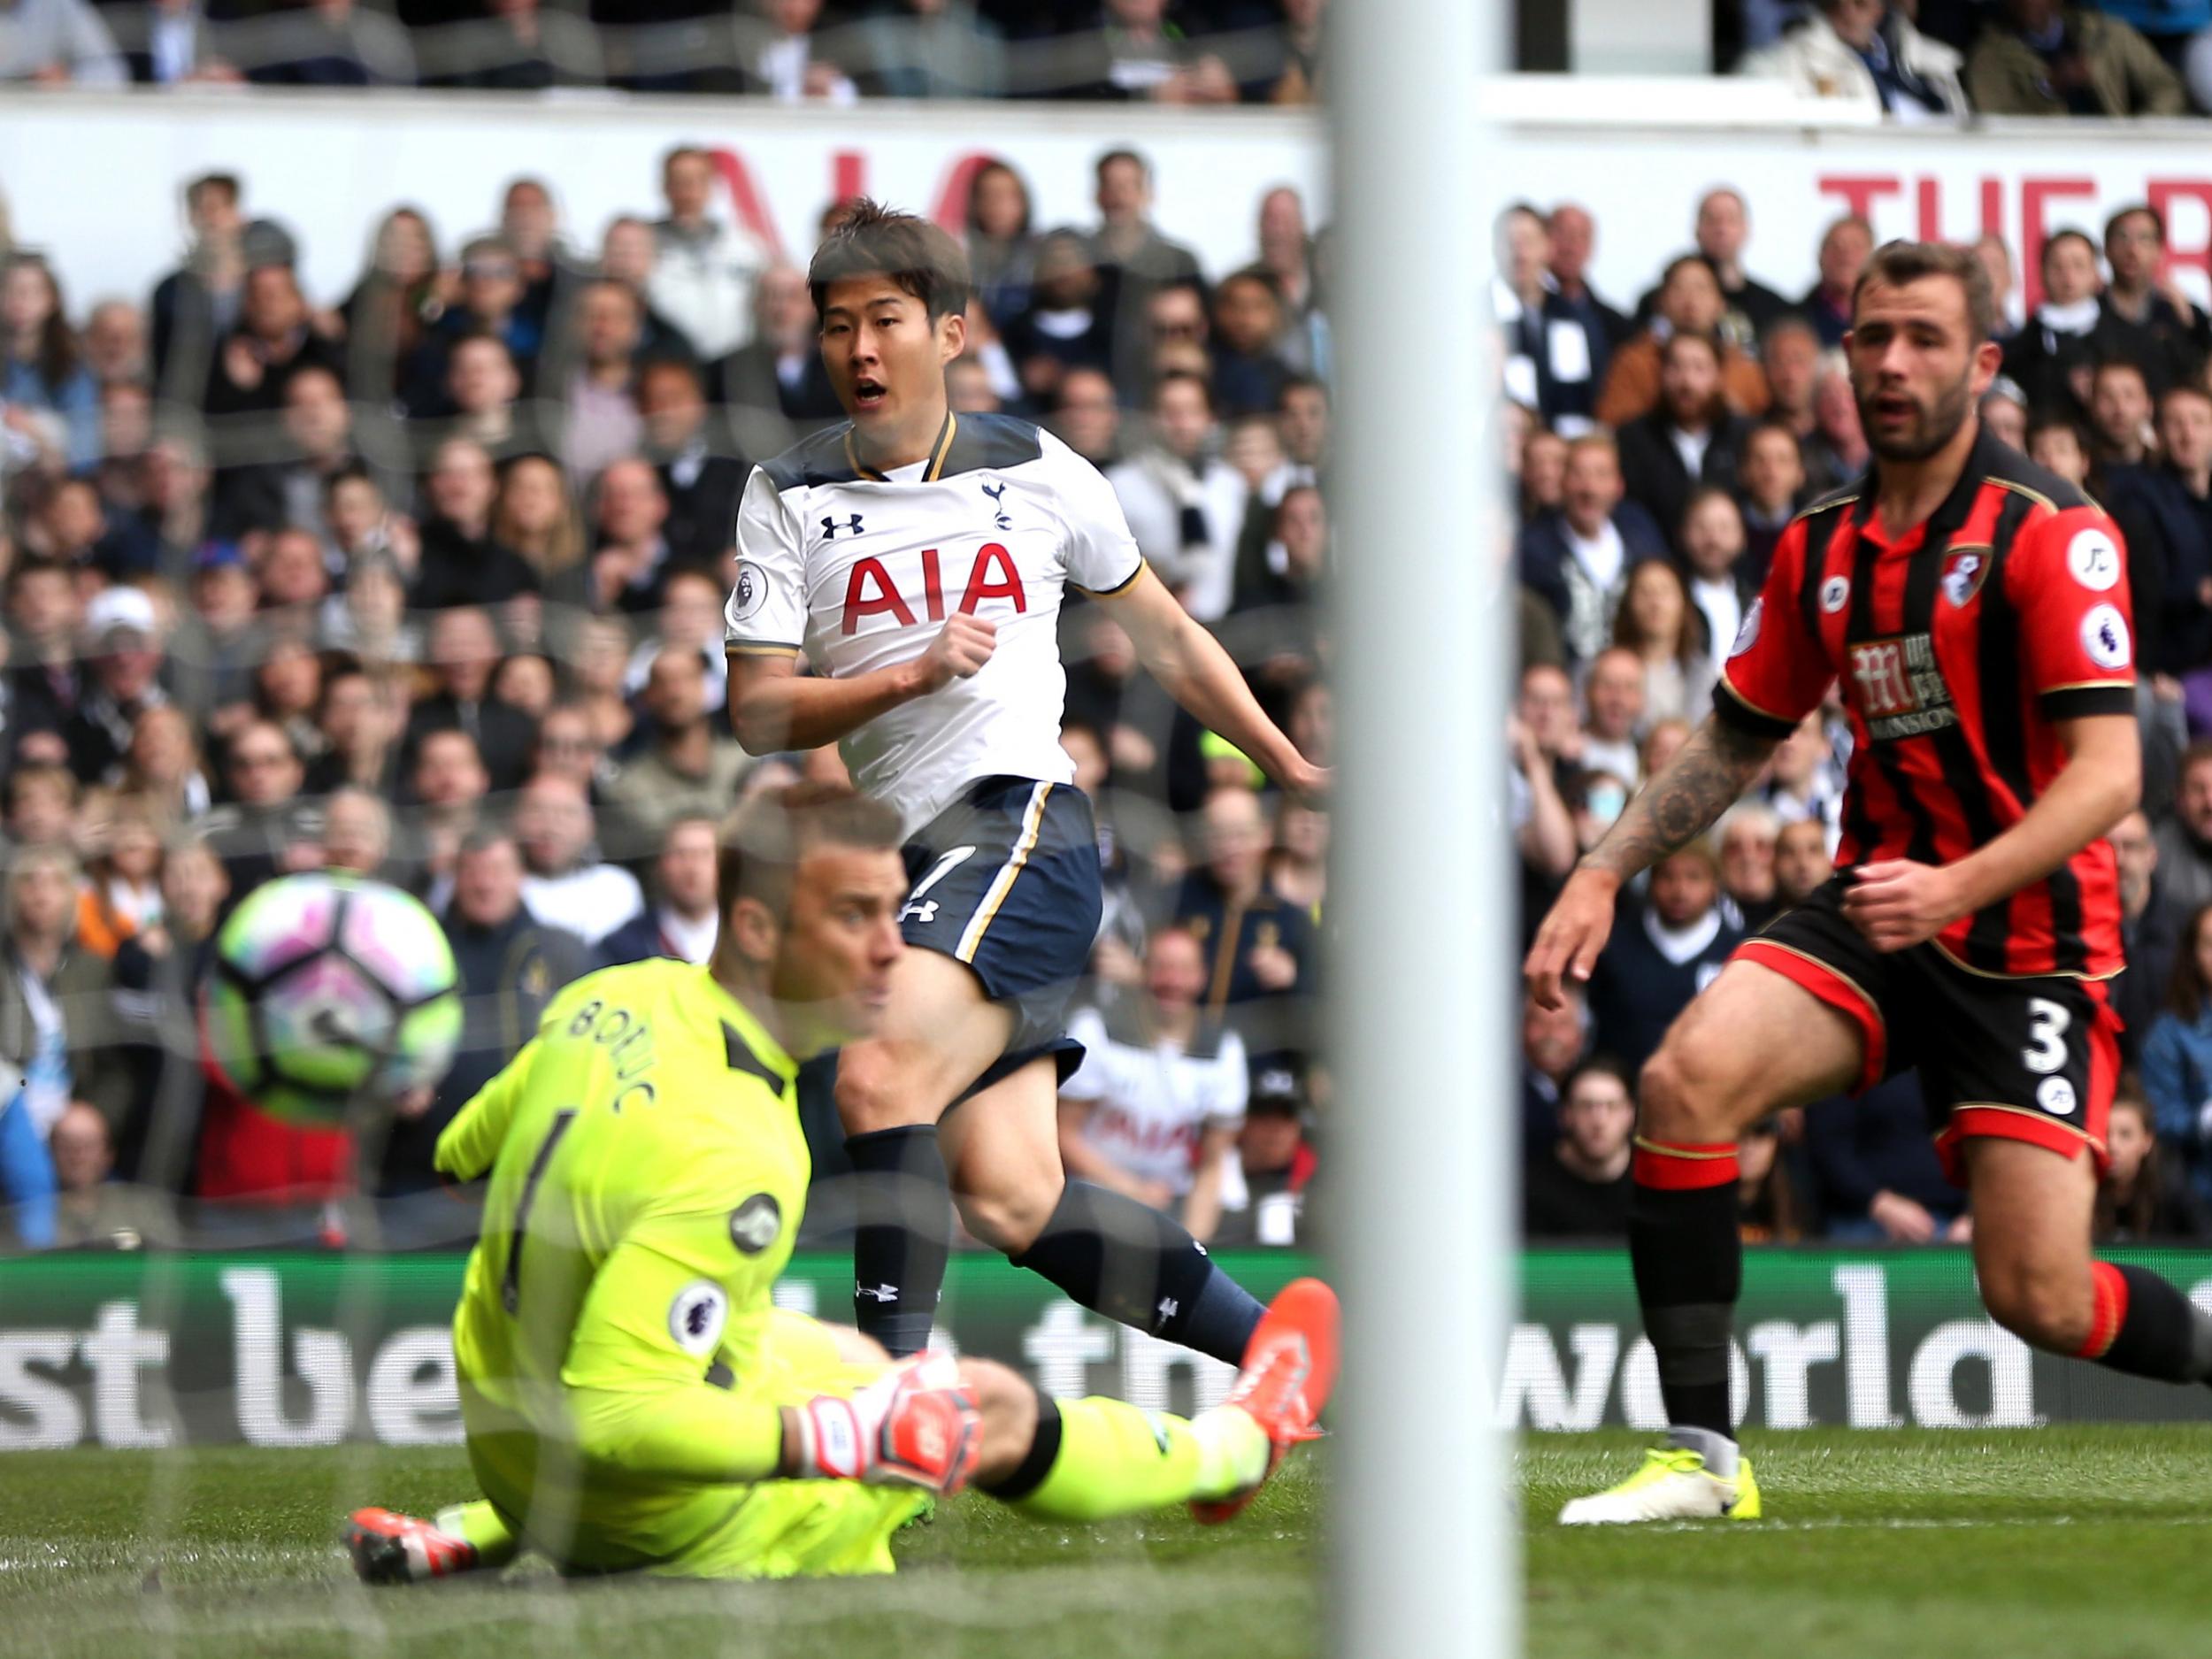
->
xmin=1545 ymin=202 xmax=1631 ymax=352
xmin=1209 ymin=267 xmax=1292 ymax=419
xmin=201 ymin=718 xmax=309 ymax=893
xmin=2095 ymin=1085 xmax=2207 ymax=1243
xmin=406 ymin=726 xmax=488 ymax=902
xmin=150 ymin=173 xmax=247 ymax=405
xmin=1807 ymin=1072 xmax=1967 ymax=1240
xmin=1048 ymin=365 xmax=1121 ymax=467
xmin=1210 ymin=1060 xmax=1313 ymax=1248
xmin=2156 ymin=742 xmax=2212 ymax=914
xmin=586 ymin=456 xmax=679 ymax=614
xmin=595 ymin=813 xmax=723 ymax=967
xmin=417 ymin=0 xmax=598 ymax=90
xmin=1087 ymin=147 xmax=1201 ymax=362
xmin=1806 ymin=354 xmax=1870 ymax=486
xmin=305 ymin=663 xmax=400 ymax=795
xmin=438 ymin=333 xmax=539 ymax=462
xmin=2112 ymin=808 xmax=2182 ymax=1064
xmin=2109 ymin=385 xmax=2212 ymax=683
xmin=405 ymin=605 xmax=536 ymax=794
xmin=2102 ymin=205 xmax=2209 ymax=393
xmin=0 ymin=0 xmax=126 ymax=83
xmin=2140 ymin=902 xmax=2212 ymax=1209
xmin=1496 ymin=204 xmax=1604 ymax=437
xmin=2087 ymin=359 xmax=2153 ymax=472
xmin=1002 ymin=229 xmax=1116 ymax=403
xmin=1255 ymin=187 xmax=1320 ymax=371
xmin=1617 ymin=332 xmax=1750 ymax=554
xmin=1109 ymin=369 xmax=1248 ymax=623
xmin=603 ymin=645 xmax=749 ymax=850
xmin=557 ymin=279 xmax=646 ymax=481
xmin=1519 ymin=981 xmax=1589 ymax=1157
xmin=1982 ymin=380 xmax=2029 ymax=452
xmin=1773 ymin=817 xmax=1834 ymax=910
xmin=0 ymin=1075 xmax=58 ymax=1248
xmin=119 ymin=705 xmax=211 ymax=821
xmin=1610 ymin=558 xmax=1713 ymax=729
xmin=412 ymin=441 xmax=533 ymax=615
xmin=82 ymin=298 xmax=146 ymax=389
xmin=489 ymin=451 xmax=584 ymax=591
xmin=594 ymin=215 xmax=692 ymax=365
xmin=48 ymin=1095 xmax=173 ymax=1248
xmin=2005 ymin=230 xmax=2126 ymax=419
xmin=1059 ymin=926 xmax=1248 ymax=1240
xmin=2027 ymin=413 xmax=2093 ymax=489
xmin=1588 ymin=841 xmax=1740 ymax=1076
xmin=204 ymin=261 xmax=344 ymax=428
xmin=211 ymin=363 xmax=356 ymax=542
xmin=710 ymin=260 xmax=840 ymax=465
xmin=1173 ymin=786 xmax=1315 ymax=1059
xmin=515 ymin=770 xmax=645 ymax=948
xmin=1717 ymin=803 xmax=1781 ymax=932
xmin=1758 ymin=710 xmax=1846 ymax=838
xmin=1638 ymin=188 xmax=1792 ymax=345
xmin=1738 ymin=0 xmax=1966 ymax=118
xmin=0 ymin=844 xmax=126 ymax=1155
xmin=320 ymin=784 xmax=391 ymax=879
xmin=1596 ymin=255 xmax=1768 ymax=428
xmin=2 ymin=253 xmax=99 ymax=472
xmin=1966 ymin=0 xmax=2186 ymax=115
xmin=1062 ymin=0 xmax=1235 ymax=104
xmin=1800 ymin=215 xmax=1872 ymax=349
xmin=637 ymin=357 xmax=745 ymax=569
xmin=964 ymin=160 xmax=1039 ymax=326
xmin=1519 ymin=433 xmax=1668 ymax=670
xmin=1522 ymin=1056 xmax=1635 ymax=1239
xmin=397 ymin=826 xmax=590 ymax=1194
xmin=1731 ymin=428 xmax=1802 ymax=588
xmin=242 ymin=0 xmax=413 ymax=86
xmin=1758 ymin=312 xmax=1823 ymax=465
xmin=649 ymin=145 xmax=770 ymax=364
xmin=64 ymin=586 xmax=168 ymax=787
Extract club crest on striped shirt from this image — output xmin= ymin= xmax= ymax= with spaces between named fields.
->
xmin=1941 ymin=549 xmax=1989 ymax=609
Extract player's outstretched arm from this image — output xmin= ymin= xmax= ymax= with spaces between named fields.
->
xmin=433 ymin=1037 xmax=540 ymax=1183
xmin=726 ymin=614 xmax=997 ymax=755
xmin=1524 ymin=712 xmax=1779 ymax=1008
xmin=1843 ymin=711 xmax=2139 ymax=953
xmin=1098 ymin=566 xmax=1325 ymax=799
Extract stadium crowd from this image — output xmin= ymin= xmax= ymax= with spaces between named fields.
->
xmin=0 ymin=142 xmax=1327 ymax=1253
xmin=0 ymin=0 xmax=1326 ymax=104
xmin=1508 ymin=181 xmax=2212 ymax=1247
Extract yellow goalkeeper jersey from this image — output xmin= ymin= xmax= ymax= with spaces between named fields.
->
xmin=434 ymin=957 xmax=812 ymax=1564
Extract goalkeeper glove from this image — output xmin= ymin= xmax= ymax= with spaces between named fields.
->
xmin=791 ymin=1354 xmax=983 ymax=1495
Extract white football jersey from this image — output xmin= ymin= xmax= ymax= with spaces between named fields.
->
xmin=1061 ymin=1005 xmax=1248 ymax=1195
xmin=724 ymin=412 xmax=1144 ymax=835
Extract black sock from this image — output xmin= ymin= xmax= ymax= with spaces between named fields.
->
xmin=2080 ymin=1262 xmax=2212 ymax=1383
xmin=978 ymin=1397 xmax=1063 ymax=1502
xmin=844 ymin=1124 xmax=952 ymax=1358
xmin=1628 ymin=1141 xmax=1744 ymax=1439
xmin=1010 ymin=1180 xmax=1265 ymax=1365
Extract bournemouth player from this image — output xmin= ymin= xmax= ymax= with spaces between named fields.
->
xmin=347 ymin=787 xmax=1336 ymax=1583
xmin=721 ymin=202 xmax=1325 ymax=1364
xmin=1527 ymin=240 xmax=2212 ymax=1525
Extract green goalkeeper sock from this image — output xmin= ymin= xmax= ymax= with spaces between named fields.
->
xmin=1000 ymin=1397 xmax=1270 ymax=1523
xmin=436 ymin=1498 xmax=523 ymax=1568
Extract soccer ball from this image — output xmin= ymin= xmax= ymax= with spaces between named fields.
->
xmin=204 ymin=872 xmax=464 ymax=1126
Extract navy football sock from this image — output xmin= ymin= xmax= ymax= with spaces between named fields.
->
xmin=844 ymin=1124 xmax=953 ymax=1357
xmin=1010 ymin=1180 xmax=1264 ymax=1365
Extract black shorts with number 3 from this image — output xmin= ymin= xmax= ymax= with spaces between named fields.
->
xmin=1735 ymin=874 xmax=2121 ymax=1185
xmin=899 ymin=774 xmax=1102 ymax=1099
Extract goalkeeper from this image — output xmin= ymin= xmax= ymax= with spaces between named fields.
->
xmin=347 ymin=784 xmax=1334 ymax=1584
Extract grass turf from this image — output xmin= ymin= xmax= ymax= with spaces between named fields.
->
xmin=4 ymin=1427 xmax=2209 ymax=1656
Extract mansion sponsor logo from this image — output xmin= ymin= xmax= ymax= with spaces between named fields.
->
xmin=1849 ymin=633 xmax=1957 ymax=741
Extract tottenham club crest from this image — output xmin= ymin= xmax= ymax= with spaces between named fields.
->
xmin=1941 ymin=549 xmax=1990 ymax=609
xmin=729 ymin=1193 xmax=782 ymax=1256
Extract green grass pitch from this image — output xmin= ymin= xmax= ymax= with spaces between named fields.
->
xmin=4 ymin=1427 xmax=2209 ymax=1657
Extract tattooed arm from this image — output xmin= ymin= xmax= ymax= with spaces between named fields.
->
xmin=1523 ymin=714 xmax=1783 ymax=1008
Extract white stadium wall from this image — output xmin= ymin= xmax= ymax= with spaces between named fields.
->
xmin=14 ymin=83 xmax=2212 ymax=321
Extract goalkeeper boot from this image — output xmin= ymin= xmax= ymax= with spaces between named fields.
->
xmin=345 ymin=1507 xmax=481 ymax=1585
xmin=1191 ymin=1276 xmax=1340 ymax=1525
xmin=1556 ymin=1436 xmax=1762 ymax=1526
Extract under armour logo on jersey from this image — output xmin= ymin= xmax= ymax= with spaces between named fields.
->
xmin=899 ymin=899 xmax=941 ymax=925
xmin=822 ymin=512 xmax=864 ymax=538
xmin=981 ymin=480 xmax=1010 ymax=530
xmin=857 ymin=1283 xmax=900 ymax=1302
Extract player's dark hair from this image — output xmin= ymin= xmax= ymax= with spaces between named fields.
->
xmin=2106 ymin=204 xmax=2166 ymax=248
xmin=2169 ymin=901 xmax=2212 ymax=1019
xmin=807 ymin=198 xmax=972 ymax=325
xmin=1853 ymin=240 xmax=1998 ymax=346
xmin=717 ymin=783 xmax=904 ymax=926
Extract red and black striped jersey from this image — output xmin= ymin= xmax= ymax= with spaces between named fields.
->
xmin=1716 ymin=428 xmax=2134 ymax=980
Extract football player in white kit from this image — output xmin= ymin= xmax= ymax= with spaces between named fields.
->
xmin=725 ymin=201 xmax=1325 ymax=1364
